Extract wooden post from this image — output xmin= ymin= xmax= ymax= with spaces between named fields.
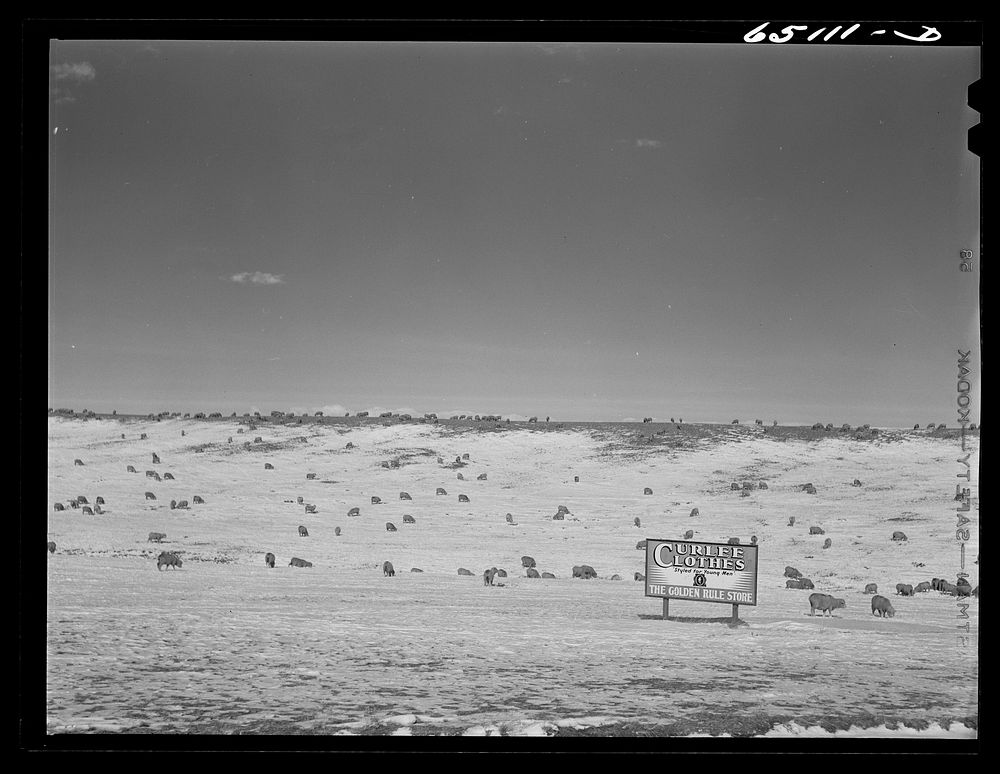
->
xmin=731 ymin=603 xmax=739 ymax=624
xmin=662 ymin=597 xmax=669 ymax=620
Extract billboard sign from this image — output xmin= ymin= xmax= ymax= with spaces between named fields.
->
xmin=644 ymin=539 xmax=759 ymax=605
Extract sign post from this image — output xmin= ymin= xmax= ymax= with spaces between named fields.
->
xmin=644 ymin=539 xmax=759 ymax=621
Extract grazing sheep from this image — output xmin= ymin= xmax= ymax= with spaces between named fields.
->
xmin=348 ymin=507 xmax=360 ymax=518
xmin=809 ymin=593 xmax=846 ymax=616
xmin=505 ymin=513 xmax=516 ymax=524
xmin=148 ymin=532 xmax=167 ymax=543
xmin=542 ymin=572 xmax=556 ymax=579
xmin=809 ymin=526 xmax=825 ymax=535
xmin=822 ymin=538 xmax=832 ymax=549
xmin=636 ymin=540 xmax=647 ymax=550
xmin=574 ymin=476 xmax=579 ymax=482
xmin=852 ymin=479 xmax=863 ymax=487
xmin=170 ymin=500 xmax=177 ymax=510
xmin=786 ymin=578 xmax=814 ymax=590
xmin=643 ymin=417 xmax=652 ymax=423
xmin=146 ymin=469 xmax=156 ymax=477
xmin=521 ymin=556 xmax=536 ymax=569
xmin=483 ymin=567 xmax=498 ymax=586
xmin=77 ymin=496 xmax=89 ymax=504
xmin=436 ymin=488 xmax=447 ymax=496
xmin=152 ymin=453 xmax=161 ymax=464
xmin=458 ymin=568 xmax=474 ymax=576
xmin=643 ymin=487 xmax=653 ymax=495
xmin=48 ymin=541 xmax=56 ymax=554
xmin=477 ymin=473 xmax=487 ymax=481
xmin=731 ymin=420 xmax=739 ymax=425
xmin=689 ymin=508 xmax=700 ymax=518
xmin=634 ymin=572 xmax=645 ymax=581
xmin=296 ymin=496 xmax=305 ymax=504
xmin=145 ymin=492 xmax=156 ymax=501
xmin=346 ymin=442 xmax=355 ymax=449
xmin=289 ymin=558 xmax=312 ymax=568
xmin=727 ymin=537 xmax=740 ymax=545
xmin=458 ymin=494 xmax=470 ymax=503
xmin=53 ymin=503 xmax=65 ymax=512
xmin=411 ymin=568 xmax=423 ymax=573
xmin=742 ymin=482 xmax=754 ymax=491
xmin=526 ymin=568 xmax=541 ymax=579
xmin=399 ymin=492 xmax=412 ymax=501
xmin=787 ymin=516 xmax=796 ymax=527
xmin=784 ymin=567 xmax=803 ymax=579
xmin=896 ymin=583 xmax=914 ymax=596
xmin=127 ymin=465 xmax=137 ymax=473
xmin=265 ymin=552 xmax=276 ymax=568
xmin=94 ymin=504 xmax=105 ymax=514
xmin=305 ymin=504 xmax=317 ymax=514
xmin=496 ymin=569 xmax=508 ymax=578
xmin=255 ymin=437 xmax=263 ymax=444
xmin=683 ymin=530 xmax=694 ymax=540
xmin=758 ymin=482 xmax=768 ymax=490
xmin=572 ymin=565 xmax=597 ymax=580
xmin=871 ymin=595 xmax=895 ymax=617
xmin=74 ymin=459 xmax=84 ymax=466
xmin=864 ymin=583 xmax=878 ymax=594
xmin=157 ymin=551 xmax=182 ymax=570
xmin=803 ymin=484 xmax=817 ymax=495
xmin=914 ymin=581 xmax=932 ymax=593
xmin=462 ymin=453 xmax=470 ymax=460
xmin=383 ymin=561 xmax=395 ymax=577
xmin=176 ymin=500 xmax=189 ymax=509
xmin=193 ymin=496 xmax=204 ymax=504
xmin=69 ymin=499 xmax=79 ymax=509
xmin=306 ymin=473 xmax=317 ymax=480
xmin=634 ymin=517 xmax=641 ymax=528
xmin=81 ymin=506 xmax=94 ymax=515
xmin=264 ymin=463 xmax=274 ymax=470
xmin=371 ymin=496 xmax=382 ymax=505
xmin=386 ymin=522 xmax=397 ymax=532
xmin=298 ymin=525 xmax=309 ymax=537
xmin=891 ymin=531 xmax=907 ymax=542
xmin=730 ymin=483 xmax=740 ymax=491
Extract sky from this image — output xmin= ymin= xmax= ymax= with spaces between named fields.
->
xmin=47 ymin=37 xmax=981 ymax=425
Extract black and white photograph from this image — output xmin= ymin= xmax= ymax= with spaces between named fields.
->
xmin=31 ymin=19 xmax=980 ymax=747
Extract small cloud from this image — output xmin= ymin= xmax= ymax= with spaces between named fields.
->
xmin=318 ymin=404 xmax=349 ymax=416
xmin=50 ymin=62 xmax=96 ymax=82
xmin=230 ymin=272 xmax=285 ymax=285
xmin=635 ymin=139 xmax=662 ymax=149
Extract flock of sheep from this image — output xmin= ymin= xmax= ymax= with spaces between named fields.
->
xmin=51 ymin=414 xmax=978 ymax=622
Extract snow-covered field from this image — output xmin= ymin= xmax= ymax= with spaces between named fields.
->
xmin=45 ymin=416 xmax=979 ymax=737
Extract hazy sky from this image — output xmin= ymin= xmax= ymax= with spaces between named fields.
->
xmin=47 ymin=39 xmax=980 ymax=425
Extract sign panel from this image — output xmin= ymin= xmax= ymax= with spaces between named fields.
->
xmin=644 ymin=539 xmax=759 ymax=605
